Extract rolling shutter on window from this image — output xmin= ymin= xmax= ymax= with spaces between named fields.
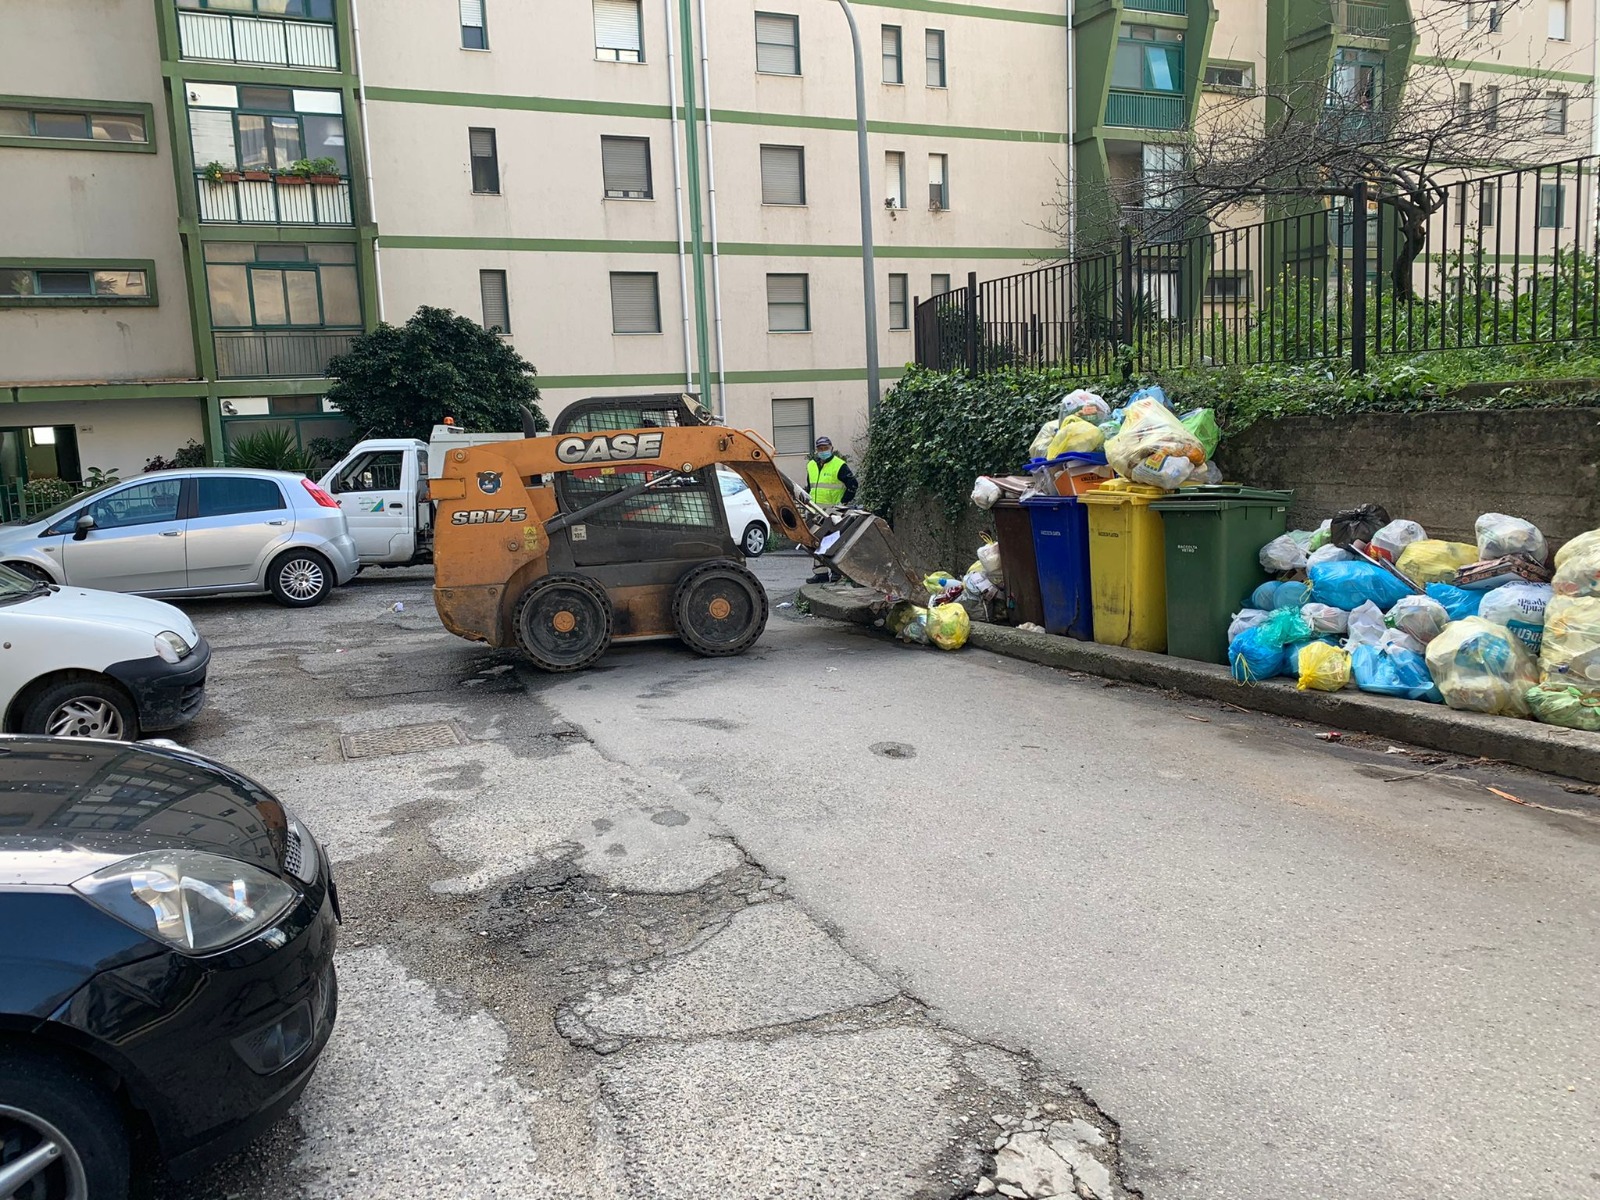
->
xmin=594 ymin=0 xmax=641 ymax=52
xmin=460 ymin=0 xmax=484 ymax=27
xmin=610 ymin=273 xmax=660 ymax=333
xmin=770 ymin=399 xmax=813 ymax=456
xmin=480 ymin=270 xmax=509 ymax=332
xmin=760 ymin=146 xmax=804 ymax=205
xmin=469 ymin=129 xmax=495 ymax=158
xmin=755 ymin=14 xmax=797 ymax=73
xmin=602 ymin=137 xmax=650 ymax=195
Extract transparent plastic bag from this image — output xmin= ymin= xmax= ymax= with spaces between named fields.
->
xmin=1476 ymin=513 xmax=1547 ymax=563
xmin=1179 ymin=408 xmax=1221 ymax=458
xmin=1308 ymin=543 xmax=1356 ymax=566
xmin=1260 ymin=533 xmax=1308 ymax=574
xmin=1306 ymin=519 xmax=1333 ymax=552
xmin=1028 ymin=419 xmax=1060 ymax=461
xmin=1345 ymin=600 xmax=1386 ymax=648
xmin=1046 ymin=416 xmax=1105 ymax=458
xmin=1104 ymin=398 xmax=1206 ymax=484
xmin=1228 ymin=608 xmax=1271 ymax=642
xmin=926 ymin=602 xmax=970 ymax=651
xmin=1388 ymin=594 xmax=1450 ymax=645
xmin=1525 ymin=681 xmax=1600 ymax=731
xmin=1396 ymin=540 xmax=1478 ymax=587
xmin=1301 ymin=603 xmax=1350 ymax=634
xmin=1551 ymin=544 xmax=1600 ymax=599
xmin=1478 ymin=582 xmax=1552 ymax=656
xmin=1058 ymin=389 xmax=1110 ymax=423
xmin=1554 ymin=528 xmax=1600 ymax=572
xmin=1425 ymin=616 xmax=1538 ymax=716
xmin=1370 ymin=519 xmax=1427 ymax=563
xmin=962 ymin=570 xmax=999 ymax=601
xmin=1540 ymin=595 xmax=1600 ymax=685
xmin=1297 ymin=641 xmax=1352 ymax=692
xmin=1377 ymin=627 xmax=1427 ymax=658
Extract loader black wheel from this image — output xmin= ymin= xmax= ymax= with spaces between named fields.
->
xmin=513 ymin=573 xmax=613 ymax=672
xmin=672 ymin=561 xmax=769 ymax=658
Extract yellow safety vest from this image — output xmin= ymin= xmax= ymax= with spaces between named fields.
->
xmin=808 ymin=456 xmax=847 ymax=505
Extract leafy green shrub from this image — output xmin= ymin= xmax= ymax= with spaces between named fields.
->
xmin=145 ymin=440 xmax=207 ymax=471
xmin=227 ymin=427 xmax=319 ymax=476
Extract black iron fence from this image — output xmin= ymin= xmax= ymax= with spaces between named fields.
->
xmin=915 ymin=155 xmax=1600 ymax=378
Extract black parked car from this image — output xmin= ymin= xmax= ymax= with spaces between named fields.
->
xmin=0 ymin=736 xmax=339 ymax=1199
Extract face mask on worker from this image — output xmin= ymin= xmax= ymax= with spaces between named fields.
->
xmin=817 ymin=450 xmax=833 ymax=462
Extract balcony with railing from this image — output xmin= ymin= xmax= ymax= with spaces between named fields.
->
xmin=213 ymin=329 xmax=359 ymax=379
xmin=1334 ymin=0 xmax=1389 ymax=36
xmin=1123 ymin=0 xmax=1187 ymax=13
xmin=196 ymin=172 xmax=353 ymax=225
xmin=1105 ymin=90 xmax=1186 ymax=130
xmin=176 ymin=6 xmax=338 ymax=70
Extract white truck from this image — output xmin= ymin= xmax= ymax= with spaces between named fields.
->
xmin=317 ymin=424 xmax=521 ymax=568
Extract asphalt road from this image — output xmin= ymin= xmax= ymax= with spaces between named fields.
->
xmin=161 ymin=553 xmax=1599 ymax=1200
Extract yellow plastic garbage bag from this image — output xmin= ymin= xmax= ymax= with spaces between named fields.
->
xmin=926 ymin=602 xmax=970 ymax=650
xmin=1554 ymin=528 xmax=1600 ymax=572
xmin=1540 ymin=594 xmax=1600 ymax=685
xmin=1552 ymin=543 xmax=1600 ymax=599
xmin=1396 ymin=539 xmax=1478 ymax=587
xmin=1425 ymin=616 xmax=1539 ymax=716
xmin=1104 ymin=399 xmax=1205 ymax=486
xmin=1046 ymin=415 xmax=1105 ymax=458
xmin=1296 ymin=641 xmax=1352 ymax=692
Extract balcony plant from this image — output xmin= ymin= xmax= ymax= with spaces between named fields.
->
xmin=308 ymin=156 xmax=341 ymax=185
xmin=202 ymin=160 xmax=241 ymax=184
xmin=276 ymin=160 xmax=311 ymax=186
xmin=241 ymin=165 xmax=272 ymax=182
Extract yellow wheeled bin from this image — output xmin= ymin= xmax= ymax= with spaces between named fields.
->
xmin=1078 ymin=480 xmax=1168 ymax=652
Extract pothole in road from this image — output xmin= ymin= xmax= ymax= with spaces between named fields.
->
xmin=871 ymin=741 xmax=918 ymax=759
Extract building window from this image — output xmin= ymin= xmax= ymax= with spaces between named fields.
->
xmin=1484 ymin=84 xmax=1500 ymax=130
xmin=882 ymin=25 xmax=902 ymax=84
xmin=595 ymin=0 xmax=644 ymax=62
xmin=1480 ymin=181 xmax=1497 ymax=227
xmin=178 ymin=0 xmax=334 ymax=14
xmin=0 ymin=103 xmax=149 ymax=148
xmin=1454 ymin=181 xmax=1468 ymax=226
xmin=1113 ymin=25 xmax=1183 ymax=94
xmin=885 ymin=151 xmax=906 ymax=209
xmin=929 ymin=153 xmax=949 ymax=210
xmin=1202 ymin=62 xmax=1253 ymax=90
xmin=601 ymin=136 xmax=652 ymax=198
xmin=1545 ymin=92 xmax=1568 ymax=134
xmin=1204 ymin=272 xmax=1249 ymax=303
xmin=1142 ymin=144 xmax=1184 ymax=209
xmin=755 ymin=12 xmax=800 ymax=75
xmin=1549 ymin=0 xmax=1570 ymax=40
xmin=770 ymin=398 xmax=813 ymax=457
xmin=185 ymin=83 xmax=348 ymax=176
xmin=926 ymin=29 xmax=946 ymax=87
xmin=931 ymin=272 xmax=951 ymax=297
xmin=479 ymin=270 xmax=510 ymax=332
xmin=203 ymin=242 xmax=361 ymax=329
xmin=1328 ymin=49 xmax=1383 ymax=111
xmin=610 ymin=272 xmax=661 ymax=333
xmin=469 ymin=128 xmax=499 ymax=194
xmin=1457 ymin=81 xmax=1472 ymax=113
xmin=767 ymin=274 xmax=809 ymax=332
xmin=460 ymin=0 xmax=487 ymax=49
xmin=759 ymin=145 xmax=805 ymax=205
xmin=1488 ymin=0 xmax=1502 ymax=31
xmin=888 ymin=274 xmax=908 ymax=330
xmin=0 ymin=264 xmax=153 ymax=307
xmin=1538 ymin=183 xmax=1565 ymax=228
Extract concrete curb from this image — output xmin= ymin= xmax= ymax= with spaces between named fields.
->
xmin=798 ymin=585 xmax=1600 ymax=784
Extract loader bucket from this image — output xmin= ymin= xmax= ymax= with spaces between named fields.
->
xmin=815 ymin=510 xmax=923 ymax=598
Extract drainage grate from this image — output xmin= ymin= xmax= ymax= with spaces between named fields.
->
xmin=339 ymin=720 xmax=469 ymax=760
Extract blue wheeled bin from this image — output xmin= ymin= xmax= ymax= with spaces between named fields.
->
xmin=1022 ymin=494 xmax=1093 ymax=639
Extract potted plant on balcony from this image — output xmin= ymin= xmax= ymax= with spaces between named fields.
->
xmin=241 ymin=164 xmax=272 ymax=182
xmin=276 ymin=160 xmax=312 ymax=186
xmin=202 ymin=160 xmax=241 ymax=185
xmin=307 ymin=156 xmax=341 ymax=185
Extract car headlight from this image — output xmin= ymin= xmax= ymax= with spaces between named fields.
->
xmin=155 ymin=631 xmax=192 ymax=663
xmin=73 ymin=851 xmax=298 ymax=955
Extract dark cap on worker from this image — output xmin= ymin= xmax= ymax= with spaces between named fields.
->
xmin=815 ymin=435 xmax=833 ymax=449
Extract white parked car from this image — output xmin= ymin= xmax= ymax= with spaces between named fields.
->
xmin=716 ymin=467 xmax=771 ymax=557
xmin=0 ymin=565 xmax=208 ymax=740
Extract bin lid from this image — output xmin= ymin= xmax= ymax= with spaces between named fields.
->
xmin=1078 ymin=479 xmax=1167 ymax=506
xmin=1020 ymin=450 xmax=1109 ymax=472
xmin=1150 ymin=485 xmax=1292 ymax=511
xmin=1020 ymin=494 xmax=1078 ymax=508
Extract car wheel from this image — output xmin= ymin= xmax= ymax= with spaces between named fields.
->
xmin=4 ymin=563 xmax=53 ymax=585
xmin=268 ymin=550 xmax=333 ymax=607
xmin=740 ymin=522 xmax=768 ymax=557
xmin=20 ymin=678 xmax=138 ymax=741
xmin=0 ymin=1048 xmax=130 ymax=1200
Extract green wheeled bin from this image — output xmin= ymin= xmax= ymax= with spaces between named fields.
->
xmin=1149 ymin=487 xmax=1293 ymax=665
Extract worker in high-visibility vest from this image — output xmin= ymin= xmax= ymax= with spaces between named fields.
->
xmin=805 ymin=436 xmax=858 ymax=584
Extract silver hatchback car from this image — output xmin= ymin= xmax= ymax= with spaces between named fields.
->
xmin=0 ymin=469 xmax=359 ymax=606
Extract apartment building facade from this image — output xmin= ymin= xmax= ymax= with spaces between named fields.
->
xmin=0 ymin=0 xmax=1593 ymax=493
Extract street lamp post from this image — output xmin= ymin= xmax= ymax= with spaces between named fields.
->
xmin=834 ymin=0 xmax=881 ymax=417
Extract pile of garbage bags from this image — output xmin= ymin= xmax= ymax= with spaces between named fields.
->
xmin=1021 ymin=386 xmax=1223 ymax=496
xmin=1235 ymin=505 xmax=1600 ymax=732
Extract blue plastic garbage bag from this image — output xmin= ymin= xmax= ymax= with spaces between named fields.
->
xmin=1284 ymin=635 xmax=1339 ymax=677
xmin=1250 ymin=579 xmax=1312 ymax=611
xmin=1309 ymin=561 xmax=1413 ymax=611
xmin=1350 ymin=644 xmax=1443 ymax=702
xmin=1426 ymin=582 xmax=1484 ymax=621
xmin=1229 ymin=625 xmax=1286 ymax=684
xmin=1128 ymin=384 xmax=1171 ymax=409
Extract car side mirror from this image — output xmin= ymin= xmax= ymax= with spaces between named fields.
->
xmin=73 ymin=513 xmax=95 ymax=541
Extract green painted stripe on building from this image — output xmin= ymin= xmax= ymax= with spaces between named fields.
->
xmin=364 ymin=86 xmax=1066 ymax=143
xmin=852 ymin=0 xmax=1067 ymax=27
xmin=1412 ymin=56 xmax=1595 ymax=84
xmin=383 ymin=234 xmax=1066 ymax=260
xmin=8 ymin=382 xmax=210 ymax=404
xmin=536 ymin=366 xmax=908 ymax=389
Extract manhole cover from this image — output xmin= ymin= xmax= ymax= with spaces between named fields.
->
xmin=340 ymin=721 xmax=468 ymax=760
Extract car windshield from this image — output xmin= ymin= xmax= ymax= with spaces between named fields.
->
xmin=718 ymin=471 xmax=750 ymax=497
xmin=0 ymin=564 xmax=47 ymax=601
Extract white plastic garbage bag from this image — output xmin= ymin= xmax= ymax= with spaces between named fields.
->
xmin=1228 ymin=608 xmax=1272 ymax=642
xmin=1478 ymin=581 xmax=1552 ymax=655
xmin=977 ymin=542 xmax=1003 ymax=579
xmin=1301 ymin=603 xmax=1350 ymax=634
xmin=1057 ymin=389 xmax=1111 ymax=423
xmin=1388 ymin=594 xmax=1450 ymax=645
xmin=1308 ymin=543 xmax=1356 ymax=566
xmin=1370 ymin=519 xmax=1427 ymax=563
xmin=1476 ymin=513 xmax=1548 ymax=563
xmin=1346 ymin=600 xmax=1386 ymax=648
xmin=1260 ymin=533 xmax=1308 ymax=574
xmin=1377 ymin=627 xmax=1427 ymax=658
xmin=971 ymin=477 xmax=1002 ymax=510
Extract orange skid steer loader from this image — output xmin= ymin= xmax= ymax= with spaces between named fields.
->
xmin=427 ymin=394 xmax=918 ymax=672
